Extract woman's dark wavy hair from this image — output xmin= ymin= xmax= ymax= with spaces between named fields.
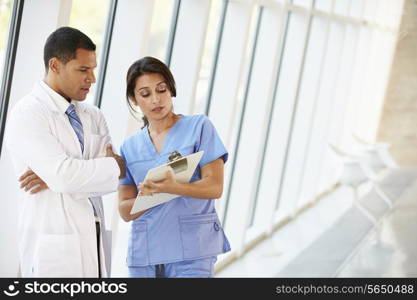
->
xmin=126 ymin=56 xmax=176 ymax=128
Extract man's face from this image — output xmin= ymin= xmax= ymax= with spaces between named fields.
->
xmin=55 ymin=48 xmax=97 ymax=101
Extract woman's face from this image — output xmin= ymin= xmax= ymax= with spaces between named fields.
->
xmin=133 ymin=72 xmax=173 ymax=121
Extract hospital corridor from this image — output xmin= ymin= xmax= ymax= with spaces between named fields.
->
xmin=0 ymin=0 xmax=416 ymax=279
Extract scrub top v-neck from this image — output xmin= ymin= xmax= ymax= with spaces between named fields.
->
xmin=143 ymin=114 xmax=183 ymax=156
xmin=120 ymin=114 xmax=231 ymax=266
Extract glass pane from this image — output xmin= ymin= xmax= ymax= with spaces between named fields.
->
xmin=193 ymin=0 xmax=224 ymax=114
xmin=244 ymin=7 xmax=292 ymax=234
xmin=333 ymin=0 xmax=351 ymax=15
xmin=0 ymin=0 xmax=13 ymax=81
xmin=129 ymin=0 xmax=176 ymax=122
xmin=280 ymin=17 xmax=328 ymax=211
xmin=221 ymin=5 xmax=259 ymax=234
xmin=349 ymin=0 xmax=364 ymax=19
xmin=69 ymin=0 xmax=111 ymax=105
xmin=309 ymin=21 xmax=345 ymax=195
xmin=316 ymin=24 xmax=357 ymax=200
xmin=147 ymin=0 xmax=176 ymax=62
xmin=292 ymin=0 xmax=313 ymax=8
xmin=362 ymin=0 xmax=377 ymax=23
xmin=314 ymin=0 xmax=332 ymax=12
xmin=234 ymin=7 xmax=260 ymax=116
xmin=333 ymin=25 xmax=359 ymax=152
xmin=269 ymin=12 xmax=309 ymax=216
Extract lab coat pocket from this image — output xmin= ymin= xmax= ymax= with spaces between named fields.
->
xmin=33 ymin=233 xmax=82 ymax=277
xmin=88 ymin=134 xmax=111 ymax=158
xmin=127 ymin=221 xmax=149 ymax=266
xmin=179 ymin=213 xmax=229 ymax=260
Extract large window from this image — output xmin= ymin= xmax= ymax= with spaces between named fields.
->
xmin=216 ymin=0 xmax=402 ymax=267
xmin=0 ymin=0 xmax=405 ymax=277
xmin=69 ymin=0 xmax=111 ymax=105
xmin=327 ymin=24 xmax=358 ymax=154
xmin=147 ymin=0 xmax=177 ymax=62
xmin=0 ymin=0 xmax=13 ymax=77
xmin=192 ymin=0 xmax=225 ymax=115
xmin=291 ymin=0 xmax=312 ymax=8
xmin=278 ymin=16 xmax=328 ymax=212
xmin=219 ymin=5 xmax=260 ymax=233
xmin=224 ymin=5 xmax=288 ymax=245
xmin=265 ymin=11 xmax=309 ymax=218
xmin=314 ymin=0 xmax=332 ymax=12
xmin=0 ymin=0 xmax=19 ymax=155
xmin=333 ymin=0 xmax=351 ymax=15
xmin=306 ymin=21 xmax=345 ymax=197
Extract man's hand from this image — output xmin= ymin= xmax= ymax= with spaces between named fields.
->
xmin=19 ymin=169 xmax=48 ymax=194
xmin=106 ymin=144 xmax=126 ymax=179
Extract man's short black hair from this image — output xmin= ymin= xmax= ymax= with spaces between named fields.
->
xmin=43 ymin=26 xmax=96 ymax=71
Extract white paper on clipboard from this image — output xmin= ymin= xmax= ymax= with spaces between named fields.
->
xmin=130 ymin=151 xmax=204 ymax=214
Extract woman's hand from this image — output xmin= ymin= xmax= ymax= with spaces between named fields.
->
xmin=138 ymin=158 xmax=224 ymax=200
xmin=139 ymin=170 xmax=177 ymax=195
xmin=118 ymin=184 xmax=147 ymax=222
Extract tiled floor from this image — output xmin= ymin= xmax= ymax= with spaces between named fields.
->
xmin=216 ymin=167 xmax=417 ymax=278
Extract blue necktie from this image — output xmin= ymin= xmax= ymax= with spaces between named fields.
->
xmin=66 ymin=105 xmax=99 ymax=220
xmin=66 ymin=105 xmax=101 ymax=277
xmin=65 ymin=104 xmax=84 ymax=153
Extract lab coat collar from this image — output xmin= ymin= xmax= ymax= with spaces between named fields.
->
xmin=36 ymin=81 xmax=88 ymax=114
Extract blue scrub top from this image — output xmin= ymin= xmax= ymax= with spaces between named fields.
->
xmin=120 ymin=114 xmax=231 ymax=266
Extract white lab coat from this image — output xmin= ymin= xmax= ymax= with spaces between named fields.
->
xmin=5 ymin=81 xmax=120 ymax=277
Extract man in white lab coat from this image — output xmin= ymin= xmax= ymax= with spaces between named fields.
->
xmin=5 ymin=27 xmax=125 ymax=277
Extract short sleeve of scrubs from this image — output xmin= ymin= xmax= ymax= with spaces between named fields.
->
xmin=119 ymin=145 xmax=135 ymax=185
xmin=197 ymin=116 xmax=228 ymax=167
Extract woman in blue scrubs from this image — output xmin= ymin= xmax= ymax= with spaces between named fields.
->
xmin=118 ymin=56 xmax=230 ymax=278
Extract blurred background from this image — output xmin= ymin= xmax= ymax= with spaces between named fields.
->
xmin=0 ymin=0 xmax=416 ymax=277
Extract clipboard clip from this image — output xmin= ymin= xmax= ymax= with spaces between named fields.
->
xmin=167 ymin=151 xmax=188 ymax=173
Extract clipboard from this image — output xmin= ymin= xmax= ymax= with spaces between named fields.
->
xmin=130 ymin=150 xmax=204 ymax=214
